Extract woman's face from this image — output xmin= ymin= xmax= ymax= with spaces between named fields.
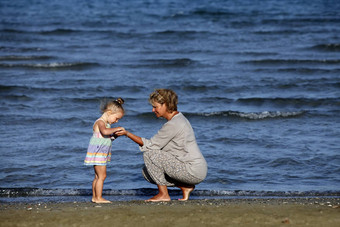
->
xmin=152 ymin=102 xmax=167 ymax=118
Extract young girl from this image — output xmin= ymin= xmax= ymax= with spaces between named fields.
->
xmin=84 ymin=98 xmax=125 ymax=203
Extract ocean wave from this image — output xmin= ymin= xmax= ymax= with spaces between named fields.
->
xmin=0 ymin=28 xmax=123 ymax=38
xmin=261 ymin=18 xmax=340 ymax=25
xmin=239 ymin=51 xmax=279 ymax=56
xmin=268 ymin=158 xmax=302 ymax=167
xmin=310 ymin=43 xmax=340 ymax=52
xmin=0 ymin=46 xmax=43 ymax=52
xmin=256 ymin=68 xmax=340 ymax=74
xmin=192 ymin=8 xmax=237 ymax=18
xmin=39 ymin=29 xmax=137 ymax=37
xmin=0 ymin=94 xmax=33 ymax=102
xmin=192 ymin=111 xmax=305 ymax=120
xmin=146 ymin=30 xmax=212 ymax=41
xmin=176 ymin=84 xmax=222 ymax=92
xmin=242 ymin=59 xmax=340 ymax=65
xmin=0 ymin=62 xmax=99 ymax=69
xmin=254 ymin=29 xmax=304 ymax=35
xmin=0 ymin=28 xmax=26 ymax=33
xmin=154 ymin=30 xmax=209 ymax=36
xmin=0 ymin=84 xmax=145 ymax=96
xmin=127 ymin=58 xmax=197 ymax=68
xmin=134 ymin=111 xmax=305 ymax=120
xmin=236 ymin=97 xmax=339 ymax=107
xmin=0 ymin=84 xmax=76 ymax=94
xmin=0 ymin=28 xmax=80 ymax=35
xmin=1 ymin=188 xmax=339 ymax=198
xmin=0 ymin=55 xmax=53 ymax=61
xmin=39 ymin=29 xmax=80 ymax=35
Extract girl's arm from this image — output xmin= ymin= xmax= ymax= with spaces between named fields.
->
xmin=115 ymin=129 xmax=143 ymax=146
xmin=97 ymin=120 xmax=124 ymax=136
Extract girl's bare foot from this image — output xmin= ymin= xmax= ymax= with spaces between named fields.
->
xmin=93 ymin=198 xmax=112 ymax=204
xmin=178 ymin=185 xmax=195 ymax=201
xmin=145 ymin=194 xmax=171 ymax=202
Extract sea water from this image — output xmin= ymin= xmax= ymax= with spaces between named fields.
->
xmin=0 ymin=0 xmax=339 ymax=202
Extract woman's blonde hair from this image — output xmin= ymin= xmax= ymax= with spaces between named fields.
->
xmin=100 ymin=97 xmax=125 ymax=114
xmin=149 ymin=89 xmax=177 ymax=113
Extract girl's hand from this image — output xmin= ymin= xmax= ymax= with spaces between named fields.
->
xmin=109 ymin=127 xmax=124 ymax=140
xmin=113 ymin=127 xmax=125 ymax=133
xmin=114 ymin=128 xmax=128 ymax=137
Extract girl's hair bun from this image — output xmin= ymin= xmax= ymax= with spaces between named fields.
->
xmin=116 ymin=97 xmax=124 ymax=105
xmin=100 ymin=97 xmax=125 ymax=113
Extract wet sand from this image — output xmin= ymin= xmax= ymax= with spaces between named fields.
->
xmin=1 ymin=198 xmax=339 ymax=227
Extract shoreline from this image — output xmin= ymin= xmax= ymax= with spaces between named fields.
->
xmin=1 ymin=194 xmax=340 ymax=204
xmin=1 ymin=198 xmax=339 ymax=227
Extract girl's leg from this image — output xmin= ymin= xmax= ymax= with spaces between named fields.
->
xmin=93 ymin=165 xmax=111 ymax=203
xmin=92 ymin=167 xmax=98 ymax=202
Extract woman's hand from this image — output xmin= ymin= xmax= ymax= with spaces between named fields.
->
xmin=115 ymin=128 xmax=144 ymax=146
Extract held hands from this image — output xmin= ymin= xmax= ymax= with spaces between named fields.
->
xmin=110 ymin=127 xmax=125 ymax=140
xmin=114 ymin=128 xmax=128 ymax=137
xmin=114 ymin=128 xmax=143 ymax=146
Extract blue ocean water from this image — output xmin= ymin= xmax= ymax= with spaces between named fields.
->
xmin=0 ymin=0 xmax=339 ymax=202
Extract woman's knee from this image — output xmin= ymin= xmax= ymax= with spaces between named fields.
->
xmin=142 ymin=166 xmax=156 ymax=184
xmin=143 ymin=150 xmax=155 ymax=160
xmin=143 ymin=150 xmax=164 ymax=165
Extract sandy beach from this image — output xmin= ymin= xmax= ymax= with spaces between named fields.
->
xmin=0 ymin=198 xmax=339 ymax=227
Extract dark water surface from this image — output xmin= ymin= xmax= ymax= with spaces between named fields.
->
xmin=0 ymin=0 xmax=339 ymax=201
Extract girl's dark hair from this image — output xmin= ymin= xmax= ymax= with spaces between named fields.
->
xmin=100 ymin=97 xmax=125 ymax=114
xmin=149 ymin=89 xmax=177 ymax=113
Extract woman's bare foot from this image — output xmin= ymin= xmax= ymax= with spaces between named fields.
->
xmin=145 ymin=193 xmax=171 ymax=202
xmin=178 ymin=185 xmax=195 ymax=201
xmin=93 ymin=198 xmax=112 ymax=204
xmin=145 ymin=185 xmax=171 ymax=202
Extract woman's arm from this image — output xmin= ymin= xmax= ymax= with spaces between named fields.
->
xmin=115 ymin=129 xmax=144 ymax=146
xmin=126 ymin=131 xmax=144 ymax=146
xmin=116 ymin=118 xmax=179 ymax=149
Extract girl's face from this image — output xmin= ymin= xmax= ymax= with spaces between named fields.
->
xmin=108 ymin=111 xmax=124 ymax=124
xmin=152 ymin=102 xmax=167 ymax=118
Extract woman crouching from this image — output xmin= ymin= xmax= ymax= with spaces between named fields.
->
xmin=116 ymin=89 xmax=207 ymax=202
